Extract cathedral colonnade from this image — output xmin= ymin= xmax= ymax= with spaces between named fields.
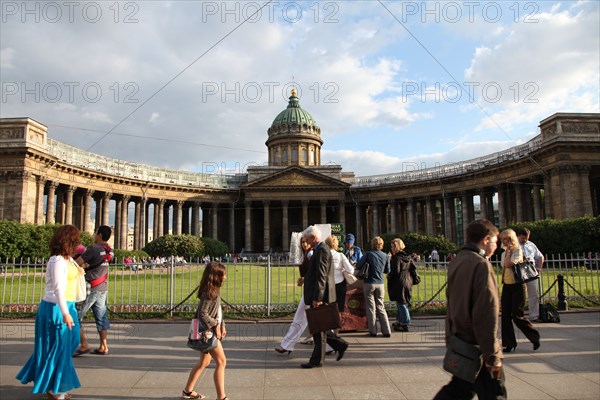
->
xmin=0 ymin=113 xmax=599 ymax=252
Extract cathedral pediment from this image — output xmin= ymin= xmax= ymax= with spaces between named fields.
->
xmin=243 ymin=166 xmax=349 ymax=190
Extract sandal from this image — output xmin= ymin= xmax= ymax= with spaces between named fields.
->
xmin=47 ymin=393 xmax=72 ymax=400
xmin=182 ymin=390 xmax=206 ymax=399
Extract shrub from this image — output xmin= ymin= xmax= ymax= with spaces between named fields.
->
xmin=200 ymin=237 xmax=229 ymax=258
xmin=380 ymin=232 xmax=459 ymax=256
xmin=143 ymin=234 xmax=204 ymax=258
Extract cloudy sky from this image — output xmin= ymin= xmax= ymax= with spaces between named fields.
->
xmin=1 ymin=0 xmax=599 ymax=177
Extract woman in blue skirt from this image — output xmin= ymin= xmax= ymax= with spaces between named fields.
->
xmin=17 ymin=224 xmax=83 ymax=400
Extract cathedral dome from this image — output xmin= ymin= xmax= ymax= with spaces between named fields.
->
xmin=270 ymin=89 xmax=318 ymax=130
xmin=266 ymin=89 xmax=323 ymax=167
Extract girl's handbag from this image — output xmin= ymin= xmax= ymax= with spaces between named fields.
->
xmin=409 ymin=264 xmax=421 ymax=285
xmin=187 ymin=319 xmax=218 ymax=353
xmin=354 ymin=261 xmax=370 ymax=280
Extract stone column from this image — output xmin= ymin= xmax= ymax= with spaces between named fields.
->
xmin=35 ymin=176 xmax=45 ymax=225
xmin=578 ymin=165 xmax=594 ymax=216
xmin=497 ymin=186 xmax=507 ymax=228
xmin=83 ymin=189 xmax=94 ymax=233
xmin=338 ymin=200 xmax=345 ymax=226
xmin=211 ymin=203 xmax=218 ymax=239
xmin=282 ymin=201 xmax=289 ymax=251
xmin=229 ymin=204 xmax=235 ymax=252
xmin=158 ymin=199 xmax=166 ymax=238
xmin=354 ymin=203 xmax=361 ymax=243
xmin=444 ymin=195 xmax=456 ymax=242
xmin=192 ymin=202 xmax=200 ymax=236
xmin=263 ymin=200 xmax=270 ymax=252
xmin=543 ymin=172 xmax=553 ymax=219
xmin=94 ymin=195 xmax=102 ymax=231
xmin=102 ymin=192 xmax=111 ymax=226
xmin=302 ymin=200 xmax=309 ymax=229
xmin=134 ymin=200 xmax=141 ymax=249
xmin=370 ymin=202 xmax=378 ymax=239
xmin=461 ymin=193 xmax=472 ymax=241
xmin=406 ymin=199 xmax=415 ymax=232
xmin=515 ymin=183 xmax=524 ymax=222
xmin=139 ymin=197 xmax=147 ymax=248
xmin=46 ymin=181 xmax=58 ymax=224
xmin=320 ymin=200 xmax=327 ymax=224
xmin=172 ymin=201 xmax=181 ymax=235
xmin=532 ymin=186 xmax=543 ymax=221
xmin=65 ymin=186 xmax=75 ymax=225
xmin=114 ymin=198 xmax=121 ymax=248
xmin=479 ymin=190 xmax=488 ymax=221
xmin=389 ymin=200 xmax=397 ymax=234
xmin=425 ymin=197 xmax=435 ymax=234
xmin=244 ymin=201 xmax=252 ymax=251
xmin=120 ymin=195 xmax=130 ymax=249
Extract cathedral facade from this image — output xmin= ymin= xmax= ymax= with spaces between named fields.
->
xmin=0 ymin=93 xmax=599 ymax=251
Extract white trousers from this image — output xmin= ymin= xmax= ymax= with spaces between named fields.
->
xmin=280 ymin=294 xmax=333 ymax=352
xmin=526 ymin=278 xmax=540 ymax=320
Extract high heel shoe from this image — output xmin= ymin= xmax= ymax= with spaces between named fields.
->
xmin=274 ymin=346 xmax=291 ymax=354
xmin=533 ymin=341 xmax=541 ymax=351
xmin=503 ymin=345 xmax=516 ymax=353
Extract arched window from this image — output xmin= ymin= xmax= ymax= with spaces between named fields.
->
xmin=292 ymin=148 xmax=298 ymax=162
xmin=301 ymin=148 xmax=308 ymax=162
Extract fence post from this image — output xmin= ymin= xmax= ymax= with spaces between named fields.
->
xmin=170 ymin=256 xmax=175 ymax=317
xmin=557 ymin=274 xmax=568 ymax=311
xmin=267 ymin=255 xmax=271 ymax=317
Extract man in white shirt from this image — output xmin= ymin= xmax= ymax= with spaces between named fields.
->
xmin=517 ymin=228 xmax=545 ymax=323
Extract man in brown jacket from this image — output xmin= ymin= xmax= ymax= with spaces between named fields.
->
xmin=434 ymin=219 xmax=506 ymax=399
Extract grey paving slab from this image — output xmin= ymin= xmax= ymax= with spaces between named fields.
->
xmin=1 ymin=311 xmax=599 ymax=399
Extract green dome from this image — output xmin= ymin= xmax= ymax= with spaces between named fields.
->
xmin=271 ymin=90 xmax=317 ymax=128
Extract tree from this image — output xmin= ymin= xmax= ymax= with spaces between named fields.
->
xmin=200 ymin=237 xmax=229 ymax=258
xmin=143 ymin=234 xmax=204 ymax=258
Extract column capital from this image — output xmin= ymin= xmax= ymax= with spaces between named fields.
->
xmin=263 ymin=200 xmax=270 ymax=207
xmin=47 ymin=181 xmax=59 ymax=189
xmin=158 ymin=198 xmax=166 ymax=205
xmin=85 ymin=189 xmax=95 ymax=197
xmin=103 ymin=192 xmax=112 ymax=200
xmin=122 ymin=194 xmax=131 ymax=201
xmin=67 ymin=185 xmax=76 ymax=193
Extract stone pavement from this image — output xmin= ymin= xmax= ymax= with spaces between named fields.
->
xmin=1 ymin=311 xmax=599 ymax=400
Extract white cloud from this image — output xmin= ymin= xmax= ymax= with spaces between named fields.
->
xmin=0 ymin=47 xmax=16 ymax=68
xmin=464 ymin=2 xmax=600 ymax=131
xmin=149 ymin=112 xmax=160 ymax=124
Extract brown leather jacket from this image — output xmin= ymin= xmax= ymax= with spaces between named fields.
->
xmin=445 ymin=244 xmax=502 ymax=367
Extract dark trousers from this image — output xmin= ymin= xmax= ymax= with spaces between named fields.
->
xmin=501 ymin=283 xmax=540 ymax=347
xmin=309 ymin=330 xmax=348 ymax=366
xmin=434 ymin=366 xmax=507 ymax=400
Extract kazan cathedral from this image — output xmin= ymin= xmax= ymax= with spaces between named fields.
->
xmin=0 ymin=91 xmax=599 ymax=252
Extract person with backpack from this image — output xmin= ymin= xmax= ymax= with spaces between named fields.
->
xmin=73 ymin=225 xmax=114 ymax=356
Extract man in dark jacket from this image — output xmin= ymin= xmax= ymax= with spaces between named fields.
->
xmin=301 ymin=225 xmax=348 ymax=368
xmin=434 ymin=219 xmax=506 ymax=399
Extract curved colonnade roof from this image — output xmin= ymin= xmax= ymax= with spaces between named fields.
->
xmin=46 ymin=135 xmax=543 ymax=189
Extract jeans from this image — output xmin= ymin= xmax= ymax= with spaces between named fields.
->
xmin=78 ymin=290 xmax=110 ymax=331
xmin=396 ymin=302 xmax=410 ymax=325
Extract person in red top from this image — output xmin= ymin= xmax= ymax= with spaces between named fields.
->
xmin=73 ymin=225 xmax=113 ymax=356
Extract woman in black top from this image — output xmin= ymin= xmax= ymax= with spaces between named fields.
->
xmin=387 ymin=238 xmax=415 ymax=332
xmin=183 ymin=262 xmax=228 ymax=400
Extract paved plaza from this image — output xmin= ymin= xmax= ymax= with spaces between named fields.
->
xmin=1 ymin=311 xmax=599 ymax=400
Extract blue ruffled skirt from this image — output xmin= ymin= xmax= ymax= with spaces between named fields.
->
xmin=16 ymin=300 xmax=81 ymax=394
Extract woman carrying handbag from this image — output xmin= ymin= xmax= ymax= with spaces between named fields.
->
xmin=500 ymin=229 xmax=541 ymax=353
xmin=182 ymin=262 xmax=228 ymax=400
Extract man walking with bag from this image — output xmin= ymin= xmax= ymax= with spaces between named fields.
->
xmin=73 ymin=225 xmax=113 ymax=356
xmin=301 ymin=225 xmax=348 ymax=369
xmin=516 ymin=227 xmax=545 ymax=322
xmin=434 ymin=219 xmax=507 ymax=399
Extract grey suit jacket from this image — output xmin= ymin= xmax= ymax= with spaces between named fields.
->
xmin=303 ymin=242 xmax=336 ymax=305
